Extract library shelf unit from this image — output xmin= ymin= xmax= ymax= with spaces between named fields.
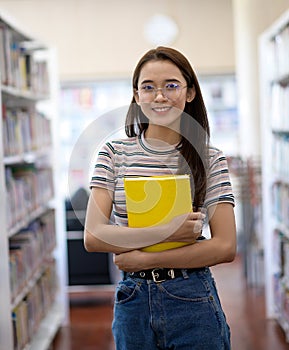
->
xmin=259 ymin=8 xmax=289 ymax=342
xmin=0 ymin=11 xmax=67 ymax=350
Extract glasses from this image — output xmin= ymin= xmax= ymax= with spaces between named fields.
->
xmin=136 ymin=83 xmax=187 ymax=101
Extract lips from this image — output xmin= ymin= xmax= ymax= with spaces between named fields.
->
xmin=151 ymin=106 xmax=172 ymax=113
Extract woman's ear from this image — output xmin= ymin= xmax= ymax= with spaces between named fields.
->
xmin=186 ymin=86 xmax=196 ymax=102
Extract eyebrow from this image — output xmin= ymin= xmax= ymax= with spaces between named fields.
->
xmin=139 ymin=78 xmax=182 ymax=85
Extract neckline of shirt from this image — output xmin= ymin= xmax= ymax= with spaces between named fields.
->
xmin=138 ymin=132 xmax=180 ymax=155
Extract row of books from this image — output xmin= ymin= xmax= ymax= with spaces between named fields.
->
xmin=264 ymin=11 xmax=289 ymax=340
xmin=2 ymin=104 xmax=52 ymax=157
xmin=0 ymin=23 xmax=50 ymax=94
xmin=273 ymin=273 xmax=289 ymax=326
xmin=12 ymin=260 xmax=57 ymax=350
xmin=273 ymin=230 xmax=282 ymax=272
xmin=273 ymin=231 xmax=289 ymax=327
xmin=9 ymin=210 xmax=56 ymax=301
xmin=272 ymin=24 xmax=289 ymax=78
xmin=272 ymin=134 xmax=289 ymax=179
xmin=5 ymin=165 xmax=54 ymax=231
xmin=274 ymin=230 xmax=289 ymax=276
xmin=271 ymin=83 xmax=289 ymax=131
xmin=272 ymin=182 xmax=289 ymax=228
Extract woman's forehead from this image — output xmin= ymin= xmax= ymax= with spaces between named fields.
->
xmin=139 ymin=60 xmax=185 ymax=84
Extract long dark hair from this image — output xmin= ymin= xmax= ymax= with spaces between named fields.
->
xmin=125 ymin=47 xmax=210 ymax=209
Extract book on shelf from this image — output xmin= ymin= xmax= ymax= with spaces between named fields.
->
xmin=272 ymin=182 xmax=289 ymax=228
xmin=271 ymin=83 xmax=289 ymax=131
xmin=5 ymin=164 xmax=54 ymax=230
xmin=272 ymin=230 xmax=289 ymax=325
xmin=2 ymin=104 xmax=52 ymax=157
xmin=0 ymin=23 xmax=49 ymax=92
xmin=124 ymin=174 xmax=193 ymax=252
xmin=272 ymin=134 xmax=289 ymax=179
xmin=0 ymin=25 xmax=7 ymax=84
xmin=0 ymin=13 xmax=63 ymax=350
xmin=11 ymin=260 xmax=57 ymax=350
xmin=9 ymin=210 xmax=56 ymax=301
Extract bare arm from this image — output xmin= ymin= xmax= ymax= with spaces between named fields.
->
xmin=114 ymin=203 xmax=236 ymax=271
xmin=84 ymin=187 xmax=204 ymax=254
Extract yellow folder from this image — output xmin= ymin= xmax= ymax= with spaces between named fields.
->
xmin=124 ymin=174 xmax=193 ymax=252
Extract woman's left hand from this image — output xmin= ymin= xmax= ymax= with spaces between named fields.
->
xmin=114 ymin=250 xmax=149 ymax=272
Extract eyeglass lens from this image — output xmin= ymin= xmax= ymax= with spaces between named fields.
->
xmin=138 ymin=84 xmax=185 ymax=100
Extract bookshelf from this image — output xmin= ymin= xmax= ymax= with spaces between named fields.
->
xmin=259 ymin=8 xmax=289 ymax=341
xmin=0 ymin=11 xmax=67 ymax=350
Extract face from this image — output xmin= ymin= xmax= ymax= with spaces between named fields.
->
xmin=134 ymin=60 xmax=195 ymax=130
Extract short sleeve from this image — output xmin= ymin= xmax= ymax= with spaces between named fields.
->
xmin=204 ymin=148 xmax=235 ymax=208
xmin=90 ymin=142 xmax=115 ymax=192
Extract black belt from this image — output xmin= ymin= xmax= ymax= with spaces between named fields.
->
xmin=127 ymin=267 xmax=205 ymax=283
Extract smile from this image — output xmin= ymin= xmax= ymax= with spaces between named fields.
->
xmin=152 ymin=106 xmax=171 ymax=112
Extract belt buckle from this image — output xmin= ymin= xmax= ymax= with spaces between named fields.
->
xmin=151 ymin=268 xmax=166 ymax=283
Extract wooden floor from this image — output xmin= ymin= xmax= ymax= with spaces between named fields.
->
xmin=52 ymin=255 xmax=289 ymax=350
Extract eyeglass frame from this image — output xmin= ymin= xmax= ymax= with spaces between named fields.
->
xmin=135 ymin=83 xmax=188 ymax=101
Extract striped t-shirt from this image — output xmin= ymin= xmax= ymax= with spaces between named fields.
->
xmin=90 ymin=132 xmax=235 ymax=226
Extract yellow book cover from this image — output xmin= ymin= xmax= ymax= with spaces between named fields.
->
xmin=124 ymin=174 xmax=193 ymax=252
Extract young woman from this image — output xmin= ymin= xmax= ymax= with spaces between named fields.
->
xmin=84 ymin=47 xmax=236 ymax=350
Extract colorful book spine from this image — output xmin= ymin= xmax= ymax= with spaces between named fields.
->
xmin=2 ymin=104 xmax=52 ymax=157
xmin=5 ymin=165 xmax=54 ymax=231
xmin=272 ymin=182 xmax=289 ymax=228
xmin=9 ymin=210 xmax=56 ymax=301
xmin=272 ymin=231 xmax=289 ymax=323
xmin=11 ymin=261 xmax=57 ymax=350
xmin=0 ymin=24 xmax=49 ymax=92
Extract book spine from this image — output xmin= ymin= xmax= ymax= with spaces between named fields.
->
xmin=0 ymin=25 xmax=7 ymax=84
xmin=0 ymin=24 xmax=50 ymax=92
xmin=272 ymin=231 xmax=289 ymax=326
xmin=11 ymin=260 xmax=57 ymax=349
xmin=272 ymin=182 xmax=289 ymax=228
xmin=2 ymin=104 xmax=52 ymax=157
xmin=272 ymin=134 xmax=289 ymax=179
xmin=9 ymin=210 xmax=56 ymax=301
xmin=6 ymin=166 xmax=54 ymax=231
xmin=271 ymin=84 xmax=289 ymax=131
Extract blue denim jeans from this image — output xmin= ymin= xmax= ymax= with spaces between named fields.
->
xmin=112 ymin=267 xmax=231 ymax=350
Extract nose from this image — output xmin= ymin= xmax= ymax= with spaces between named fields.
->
xmin=154 ymin=88 xmax=167 ymax=100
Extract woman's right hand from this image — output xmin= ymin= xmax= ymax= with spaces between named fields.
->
xmin=164 ymin=211 xmax=205 ymax=243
